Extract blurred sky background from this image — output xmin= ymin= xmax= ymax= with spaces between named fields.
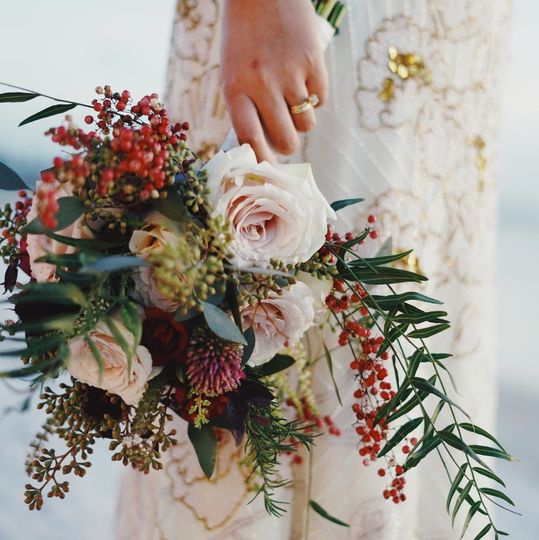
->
xmin=0 ymin=1 xmax=538 ymax=538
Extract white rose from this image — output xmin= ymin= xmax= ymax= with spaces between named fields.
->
xmin=26 ymin=181 xmax=92 ymax=282
xmin=241 ymin=281 xmax=316 ymax=365
xmin=66 ymin=316 xmax=152 ymax=407
xmin=204 ymin=144 xmax=336 ymax=268
xmin=129 ymin=210 xmax=182 ymax=312
xmin=297 ymin=271 xmax=332 ymax=323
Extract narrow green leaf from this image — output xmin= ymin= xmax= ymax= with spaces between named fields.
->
xmin=378 ymin=417 xmax=422 ymax=458
xmin=447 ymin=463 xmax=468 ymax=513
xmin=0 ymin=91 xmax=38 ymax=103
xmin=460 ymin=501 xmax=482 ymax=539
xmin=469 ymin=444 xmax=513 ymax=461
xmin=9 ymin=313 xmax=77 ymax=333
xmin=106 ymin=317 xmax=134 ymax=374
xmin=0 ymin=356 xmax=61 ymax=379
xmin=472 ymin=466 xmax=506 ymax=487
xmin=438 ymin=430 xmax=489 ymax=469
xmin=394 ymin=310 xmax=448 ymax=324
xmin=309 ymin=500 xmax=350 ymax=527
xmin=408 ymin=323 xmax=451 ymax=339
xmin=459 ymin=423 xmax=508 ymax=452
xmin=13 ymin=282 xmax=87 ymax=307
xmin=365 ymin=292 xmax=443 ymax=310
xmin=410 ymin=377 xmax=469 ymax=418
xmin=255 ymin=354 xmax=295 ymax=377
xmin=330 ymin=197 xmax=363 ymax=212
xmin=479 ymin=487 xmax=515 ymax=506
xmin=451 ymin=480 xmax=473 ymax=527
xmin=202 ymin=301 xmax=247 ymax=345
xmin=323 ymin=342 xmax=342 ymax=406
xmin=405 ymin=435 xmax=442 ymax=470
xmin=188 ymin=423 xmax=217 ymax=478
xmin=474 ymin=524 xmax=492 ymax=540
xmin=0 ymin=161 xmax=29 ymax=190
xmin=19 ymin=103 xmax=77 ymax=127
xmin=84 ymin=334 xmax=104 ymax=381
xmin=120 ymin=301 xmax=142 ymax=349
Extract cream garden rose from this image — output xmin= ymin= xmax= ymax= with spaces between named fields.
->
xmin=241 ymin=281 xmax=316 ymax=365
xmin=66 ymin=316 xmax=153 ymax=407
xmin=26 ymin=181 xmax=92 ymax=282
xmin=129 ymin=210 xmax=182 ymax=312
xmin=204 ymin=144 xmax=336 ymax=268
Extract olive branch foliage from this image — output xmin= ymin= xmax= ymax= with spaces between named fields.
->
xmin=0 ymin=84 xmax=516 ymax=537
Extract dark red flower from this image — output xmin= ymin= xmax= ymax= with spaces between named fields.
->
xmin=141 ymin=308 xmax=189 ymax=366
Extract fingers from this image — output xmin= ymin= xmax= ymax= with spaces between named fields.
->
xmin=227 ymin=93 xmax=275 ymax=163
xmin=253 ymin=89 xmax=300 ymax=156
xmin=306 ymin=60 xmax=329 ymax=107
xmin=285 ymin=82 xmax=317 ymax=133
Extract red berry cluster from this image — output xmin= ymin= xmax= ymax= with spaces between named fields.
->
xmin=82 ymin=86 xmax=190 ymax=199
xmin=1 ymin=190 xmax=33 ymax=244
xmin=35 ymin=175 xmax=59 ymax=230
xmin=284 ymin=399 xmax=340 ymax=465
xmin=38 ymin=85 xmax=192 ymax=229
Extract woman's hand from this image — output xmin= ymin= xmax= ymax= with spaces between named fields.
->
xmin=221 ymin=0 xmax=328 ymax=162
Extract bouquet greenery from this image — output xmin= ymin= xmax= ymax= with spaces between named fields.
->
xmin=0 ymin=83 xmax=515 ymax=538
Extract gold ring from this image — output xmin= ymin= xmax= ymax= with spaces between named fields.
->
xmin=290 ymin=94 xmax=320 ymax=115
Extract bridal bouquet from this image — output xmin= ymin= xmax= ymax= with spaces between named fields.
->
xmin=0 ymin=85 xmax=514 ymax=538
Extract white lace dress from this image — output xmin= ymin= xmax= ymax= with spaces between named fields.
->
xmin=116 ymin=1 xmax=511 ymax=538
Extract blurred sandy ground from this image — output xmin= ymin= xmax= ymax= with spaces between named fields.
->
xmin=0 ymin=0 xmax=537 ymax=538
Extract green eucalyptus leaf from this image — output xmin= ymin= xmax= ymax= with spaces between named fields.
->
xmin=0 ymin=161 xmax=29 ymax=190
xmin=323 ymin=342 xmax=342 ymax=406
xmin=19 ymin=102 xmax=77 ymax=127
xmin=202 ymin=301 xmax=247 ymax=345
xmin=188 ymin=423 xmax=217 ymax=478
xmin=255 ymin=354 xmax=295 ymax=377
xmin=241 ymin=327 xmax=256 ymax=365
xmin=329 ymin=197 xmax=363 ymax=212
xmin=22 ymin=196 xmax=85 ymax=233
xmin=0 ymin=91 xmax=38 ymax=103
xmin=80 ymin=255 xmax=149 ymax=274
xmin=151 ymin=188 xmax=189 ymax=222
xmin=378 ymin=417 xmax=422 ymax=458
xmin=309 ymin=500 xmax=350 ymax=527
